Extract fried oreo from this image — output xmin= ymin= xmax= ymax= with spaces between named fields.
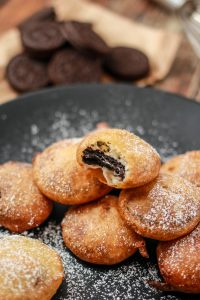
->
xmin=48 ymin=49 xmax=102 ymax=85
xmin=161 ymin=150 xmax=200 ymax=187
xmin=104 ymin=47 xmax=150 ymax=80
xmin=0 ymin=161 xmax=53 ymax=233
xmin=152 ymin=223 xmax=200 ymax=293
xmin=0 ymin=235 xmax=64 ymax=300
xmin=77 ymin=128 xmax=160 ymax=189
xmin=33 ymin=139 xmax=111 ymax=205
xmin=62 ymin=195 xmax=148 ymax=265
xmin=119 ymin=173 xmax=200 ymax=241
xmin=61 ymin=21 xmax=109 ymax=55
xmin=6 ymin=54 xmax=49 ymax=92
xmin=21 ymin=21 xmax=66 ymax=58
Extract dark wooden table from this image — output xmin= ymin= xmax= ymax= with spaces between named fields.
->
xmin=0 ymin=0 xmax=199 ymax=101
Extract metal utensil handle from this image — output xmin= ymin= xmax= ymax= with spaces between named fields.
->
xmin=153 ymin=0 xmax=187 ymax=10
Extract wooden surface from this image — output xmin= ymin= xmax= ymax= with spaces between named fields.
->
xmin=0 ymin=0 xmax=199 ymax=101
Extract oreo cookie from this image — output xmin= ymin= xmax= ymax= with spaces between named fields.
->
xmin=104 ymin=47 xmax=150 ymax=80
xmin=21 ymin=21 xmax=66 ymax=59
xmin=6 ymin=54 xmax=49 ymax=92
xmin=18 ymin=7 xmax=56 ymax=31
xmin=61 ymin=21 xmax=109 ymax=56
xmin=48 ymin=49 xmax=102 ymax=85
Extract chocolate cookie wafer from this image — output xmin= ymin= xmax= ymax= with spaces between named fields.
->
xmin=61 ymin=21 xmax=109 ymax=56
xmin=18 ymin=7 xmax=56 ymax=31
xmin=104 ymin=47 xmax=150 ymax=80
xmin=21 ymin=21 xmax=66 ymax=59
xmin=48 ymin=48 xmax=102 ymax=85
xmin=6 ymin=54 xmax=49 ymax=92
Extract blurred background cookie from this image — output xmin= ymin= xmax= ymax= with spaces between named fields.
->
xmin=21 ymin=21 xmax=66 ymax=59
xmin=61 ymin=20 xmax=110 ymax=56
xmin=62 ymin=195 xmax=148 ymax=265
xmin=18 ymin=7 xmax=56 ymax=31
xmin=104 ymin=47 xmax=150 ymax=80
xmin=0 ymin=161 xmax=53 ymax=233
xmin=48 ymin=49 xmax=102 ymax=85
xmin=0 ymin=235 xmax=64 ymax=300
xmin=6 ymin=54 xmax=49 ymax=92
xmin=119 ymin=173 xmax=200 ymax=241
xmin=33 ymin=139 xmax=111 ymax=205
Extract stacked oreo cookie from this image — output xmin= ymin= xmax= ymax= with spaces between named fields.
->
xmin=6 ymin=7 xmax=150 ymax=93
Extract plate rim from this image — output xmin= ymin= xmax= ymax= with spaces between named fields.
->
xmin=0 ymin=83 xmax=199 ymax=110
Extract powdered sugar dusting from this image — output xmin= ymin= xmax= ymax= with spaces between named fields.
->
xmin=123 ymin=174 xmax=200 ymax=240
xmin=1 ymin=108 xmax=179 ymax=163
xmin=0 ymin=222 xmax=178 ymax=300
xmin=158 ymin=223 xmax=200 ymax=291
xmin=0 ymin=235 xmax=63 ymax=298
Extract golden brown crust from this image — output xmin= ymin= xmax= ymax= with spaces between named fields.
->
xmin=0 ymin=235 xmax=64 ymax=300
xmin=0 ymin=161 xmax=53 ymax=233
xmin=77 ymin=128 xmax=161 ymax=189
xmin=62 ymin=195 xmax=148 ymax=265
xmin=33 ymin=139 xmax=111 ymax=205
xmin=161 ymin=151 xmax=200 ymax=187
xmin=156 ymin=223 xmax=200 ymax=293
xmin=118 ymin=173 xmax=200 ymax=241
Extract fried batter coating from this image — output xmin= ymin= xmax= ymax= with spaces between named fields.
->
xmin=0 ymin=161 xmax=53 ymax=233
xmin=153 ymin=223 xmax=200 ymax=293
xmin=0 ymin=235 xmax=64 ymax=300
xmin=33 ymin=139 xmax=111 ymax=205
xmin=119 ymin=173 xmax=200 ymax=241
xmin=62 ymin=195 xmax=148 ymax=265
xmin=161 ymin=151 xmax=200 ymax=187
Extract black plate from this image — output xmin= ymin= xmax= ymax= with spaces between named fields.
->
xmin=0 ymin=84 xmax=199 ymax=300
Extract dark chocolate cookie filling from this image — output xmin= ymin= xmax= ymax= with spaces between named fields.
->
xmin=83 ymin=148 xmax=125 ymax=180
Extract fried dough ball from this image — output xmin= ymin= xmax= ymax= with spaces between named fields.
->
xmin=62 ymin=195 xmax=148 ymax=265
xmin=0 ymin=161 xmax=53 ymax=233
xmin=118 ymin=173 xmax=200 ymax=241
xmin=0 ymin=235 xmax=64 ymax=300
xmin=33 ymin=139 xmax=111 ymax=205
xmin=76 ymin=128 xmax=160 ymax=189
xmin=161 ymin=151 xmax=200 ymax=187
xmin=153 ymin=223 xmax=200 ymax=293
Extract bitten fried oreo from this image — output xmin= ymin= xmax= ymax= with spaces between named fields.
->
xmin=33 ymin=139 xmax=111 ymax=205
xmin=119 ymin=173 xmax=200 ymax=241
xmin=152 ymin=223 xmax=200 ymax=293
xmin=161 ymin=150 xmax=200 ymax=187
xmin=61 ymin=21 xmax=109 ymax=55
xmin=0 ymin=235 xmax=64 ymax=300
xmin=6 ymin=54 xmax=49 ymax=92
xmin=62 ymin=195 xmax=148 ymax=265
xmin=77 ymin=128 xmax=160 ymax=189
xmin=21 ymin=21 xmax=66 ymax=58
xmin=104 ymin=47 xmax=150 ymax=80
xmin=0 ymin=161 xmax=53 ymax=233
xmin=48 ymin=49 xmax=102 ymax=85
